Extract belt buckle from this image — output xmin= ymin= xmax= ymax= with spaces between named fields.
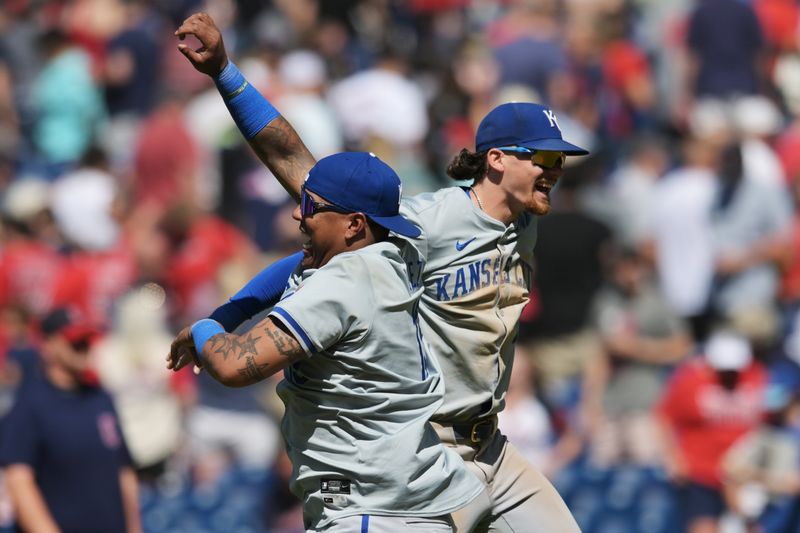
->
xmin=469 ymin=419 xmax=495 ymax=444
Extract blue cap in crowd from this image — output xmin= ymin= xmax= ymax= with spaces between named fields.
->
xmin=475 ymin=102 xmax=590 ymax=155
xmin=304 ymin=152 xmax=421 ymax=238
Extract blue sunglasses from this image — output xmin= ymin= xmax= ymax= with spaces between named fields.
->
xmin=496 ymin=146 xmax=566 ymax=169
xmin=300 ymin=186 xmax=352 ymax=218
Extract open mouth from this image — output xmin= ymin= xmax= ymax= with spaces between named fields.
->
xmin=534 ymin=180 xmax=554 ymax=196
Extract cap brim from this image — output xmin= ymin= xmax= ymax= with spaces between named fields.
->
xmin=62 ymin=324 xmax=102 ymax=346
xmin=518 ymin=138 xmax=590 ymax=156
xmin=369 ymin=214 xmax=422 ymax=238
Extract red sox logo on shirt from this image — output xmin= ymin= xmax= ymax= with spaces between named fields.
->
xmin=697 ymin=386 xmax=762 ymax=424
xmin=97 ymin=412 xmax=121 ymax=449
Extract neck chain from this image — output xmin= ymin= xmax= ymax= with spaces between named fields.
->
xmin=470 ymin=186 xmax=484 ymax=212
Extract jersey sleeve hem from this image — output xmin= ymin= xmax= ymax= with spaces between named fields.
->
xmin=270 ymin=307 xmax=316 ymax=356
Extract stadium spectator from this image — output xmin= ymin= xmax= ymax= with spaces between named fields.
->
xmin=709 ymin=142 xmax=792 ymax=351
xmin=101 ymin=0 xmax=161 ymax=118
xmin=583 ymin=245 xmax=692 ymax=467
xmin=731 ymin=95 xmax=786 ymax=190
xmin=276 ymin=50 xmax=342 ymax=160
xmin=130 ymin=99 xmax=199 ymax=210
xmin=658 ymin=331 xmax=767 ymax=533
xmin=0 ymin=178 xmax=64 ymax=320
xmin=327 ymin=49 xmax=431 ymax=191
xmin=486 ymin=0 xmax=568 ymax=105
xmin=160 ymin=198 xmax=259 ymax=325
xmin=99 ymin=0 xmax=163 ymax=171
xmin=426 ymin=38 xmax=501 ymax=180
xmin=651 ymin=135 xmax=721 ymax=343
xmin=580 ymin=134 xmax=670 ymax=251
xmin=0 ymin=308 xmax=141 ymax=533
xmin=95 ymin=287 xmax=183 ymax=483
xmin=31 ymin=28 xmax=106 ymax=175
xmin=685 ymin=0 xmax=765 ymax=102
xmin=596 ymin=2 xmax=659 ymax=139
xmin=722 ymin=380 xmax=800 ymax=532
xmin=519 ymin=161 xmax=613 ymax=417
xmin=49 ymin=148 xmax=138 ymax=330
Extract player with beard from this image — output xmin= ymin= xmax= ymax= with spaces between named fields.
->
xmin=175 ymin=12 xmax=587 ymax=532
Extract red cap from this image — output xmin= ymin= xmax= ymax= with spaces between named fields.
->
xmin=40 ymin=308 xmax=102 ymax=348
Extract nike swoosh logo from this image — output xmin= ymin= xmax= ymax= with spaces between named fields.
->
xmin=455 ymin=237 xmax=477 ymax=251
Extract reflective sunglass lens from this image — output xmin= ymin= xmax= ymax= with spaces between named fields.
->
xmin=532 ymin=151 xmax=565 ymax=169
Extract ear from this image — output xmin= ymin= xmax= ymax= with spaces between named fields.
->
xmin=344 ymin=213 xmax=368 ymax=240
xmin=486 ymin=148 xmax=505 ymax=173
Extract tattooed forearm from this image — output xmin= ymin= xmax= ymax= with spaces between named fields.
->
xmin=264 ymin=118 xmax=297 ymax=154
xmin=208 ymin=333 xmax=261 ymax=361
xmin=199 ymin=318 xmax=302 ymax=386
xmin=251 ymin=117 xmax=315 ymax=199
xmin=237 ymin=355 xmax=271 ymax=383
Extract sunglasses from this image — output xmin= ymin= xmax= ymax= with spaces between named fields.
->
xmin=496 ymin=146 xmax=566 ymax=169
xmin=300 ymin=186 xmax=352 ymax=219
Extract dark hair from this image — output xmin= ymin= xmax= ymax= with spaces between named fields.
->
xmin=446 ymin=149 xmax=487 ymax=182
xmin=79 ymin=145 xmax=109 ymax=170
xmin=366 ymin=218 xmax=389 ymax=243
xmin=37 ymin=28 xmax=70 ymax=56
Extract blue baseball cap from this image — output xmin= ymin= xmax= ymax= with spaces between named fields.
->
xmin=304 ymin=152 xmax=421 ymax=238
xmin=475 ymin=102 xmax=589 ymax=155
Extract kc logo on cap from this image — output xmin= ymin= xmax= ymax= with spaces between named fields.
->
xmin=542 ymin=109 xmax=559 ymax=129
xmin=475 ymin=102 xmax=589 ymax=155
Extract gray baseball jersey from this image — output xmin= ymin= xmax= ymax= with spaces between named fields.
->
xmin=269 ymin=241 xmax=484 ymax=530
xmin=398 ymin=187 xmax=537 ymax=423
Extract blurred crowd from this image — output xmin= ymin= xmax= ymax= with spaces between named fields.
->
xmin=1 ymin=0 xmax=800 ymax=531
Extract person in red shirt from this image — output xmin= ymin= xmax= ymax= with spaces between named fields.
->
xmin=658 ymin=331 xmax=767 ymax=533
xmin=52 ymin=239 xmax=138 ymax=329
xmin=0 ymin=180 xmax=65 ymax=320
xmin=161 ymin=200 xmax=258 ymax=325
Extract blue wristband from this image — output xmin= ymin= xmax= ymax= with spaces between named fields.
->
xmin=214 ymin=61 xmax=280 ymax=139
xmin=191 ymin=319 xmax=225 ymax=359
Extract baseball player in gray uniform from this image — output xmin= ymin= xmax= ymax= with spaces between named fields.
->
xmin=167 ymin=152 xmax=486 ymax=532
xmin=176 ymin=12 xmax=585 ymax=532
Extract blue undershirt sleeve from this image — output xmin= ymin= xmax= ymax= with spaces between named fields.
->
xmin=209 ymin=251 xmax=303 ymax=331
xmin=214 ymin=61 xmax=280 ymax=139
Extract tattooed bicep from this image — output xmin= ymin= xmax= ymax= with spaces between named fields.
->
xmin=263 ymin=317 xmax=305 ymax=360
xmin=226 ymin=318 xmax=305 ymax=385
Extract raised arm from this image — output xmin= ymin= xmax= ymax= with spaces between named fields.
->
xmin=167 ymin=316 xmax=305 ymax=387
xmin=175 ymin=12 xmax=315 ymax=200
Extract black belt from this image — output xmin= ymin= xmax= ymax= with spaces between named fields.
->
xmin=450 ymin=417 xmax=498 ymax=444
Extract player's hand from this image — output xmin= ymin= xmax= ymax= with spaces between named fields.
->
xmin=174 ymin=12 xmax=228 ymax=77
xmin=167 ymin=326 xmax=201 ymax=372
